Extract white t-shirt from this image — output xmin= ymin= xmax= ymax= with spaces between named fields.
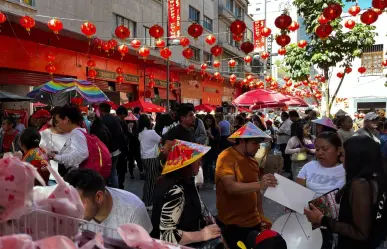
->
xmin=138 ymin=128 xmax=161 ymax=159
xmin=40 ymin=129 xmax=71 ymax=181
xmin=297 ymin=160 xmax=346 ymax=197
xmin=90 ymin=188 xmax=152 ymax=239
xmin=277 ymin=119 xmax=292 ymax=144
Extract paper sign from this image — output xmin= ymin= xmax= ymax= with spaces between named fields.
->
xmin=264 ymin=173 xmax=316 ymax=214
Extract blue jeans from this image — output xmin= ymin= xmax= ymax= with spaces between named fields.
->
xmin=108 ymin=155 xmax=119 ymax=188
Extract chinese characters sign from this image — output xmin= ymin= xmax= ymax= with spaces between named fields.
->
xmin=253 ymin=20 xmax=265 ymax=52
xmin=168 ymin=0 xmax=181 ymax=38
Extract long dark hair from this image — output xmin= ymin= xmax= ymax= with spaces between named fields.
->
xmin=203 ymin=114 xmax=216 ymax=130
xmin=138 ymin=114 xmax=152 ymax=133
xmin=252 ymin=115 xmax=266 ymax=130
xmin=294 ymin=121 xmax=306 ymax=146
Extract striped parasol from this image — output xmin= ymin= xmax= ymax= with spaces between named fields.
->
xmin=27 ymin=78 xmax=109 ymax=103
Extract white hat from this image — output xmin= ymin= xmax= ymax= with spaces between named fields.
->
xmin=364 ymin=112 xmax=379 ymax=121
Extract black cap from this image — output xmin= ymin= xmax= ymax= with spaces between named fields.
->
xmin=246 ymin=230 xmax=287 ymax=249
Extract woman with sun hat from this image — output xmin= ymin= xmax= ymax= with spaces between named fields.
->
xmin=151 ymin=140 xmax=223 ymax=248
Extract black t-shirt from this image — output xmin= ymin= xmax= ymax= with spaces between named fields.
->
xmin=290 ymin=119 xmax=303 ymax=137
xmin=101 ymin=114 xmax=124 ymax=152
xmin=155 ymin=113 xmax=177 ymax=136
xmin=162 ymin=124 xmax=196 ymax=145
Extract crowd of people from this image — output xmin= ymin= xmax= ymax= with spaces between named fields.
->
xmin=1 ymin=103 xmax=387 ymax=249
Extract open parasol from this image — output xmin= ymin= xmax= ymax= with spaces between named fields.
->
xmin=123 ymin=99 xmax=166 ymax=113
xmin=233 ymin=89 xmax=290 ymax=106
xmin=194 ymin=104 xmax=216 ymax=113
xmin=27 ymin=78 xmax=110 ymax=105
xmin=0 ymin=90 xmax=33 ymax=102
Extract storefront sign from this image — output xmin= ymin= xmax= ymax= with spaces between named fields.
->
xmin=168 ymin=0 xmax=181 ymax=38
xmin=253 ymin=20 xmax=265 ymax=52
xmin=204 ymin=87 xmax=217 ymax=93
xmin=146 ymin=78 xmax=179 ymax=88
xmin=89 ymin=68 xmax=139 ymax=84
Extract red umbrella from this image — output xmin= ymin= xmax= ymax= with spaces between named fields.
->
xmin=285 ymin=97 xmax=309 ymax=107
xmin=194 ymin=104 xmax=216 ymax=113
xmin=233 ymin=89 xmax=290 ymax=106
xmin=237 ymin=106 xmax=252 ymax=113
xmin=124 ymin=112 xmax=138 ymax=121
xmin=123 ymin=99 xmax=166 ymax=113
xmin=251 ymin=102 xmax=287 ymax=110
xmin=33 ymin=102 xmax=47 ymax=107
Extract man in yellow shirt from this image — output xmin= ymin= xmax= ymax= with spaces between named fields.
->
xmin=215 ymin=122 xmax=277 ymax=249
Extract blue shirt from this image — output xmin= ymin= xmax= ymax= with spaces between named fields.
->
xmin=380 ymin=133 xmax=387 ymax=156
xmin=219 ymin=120 xmax=231 ymax=136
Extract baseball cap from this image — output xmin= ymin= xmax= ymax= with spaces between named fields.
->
xmin=31 ymin=109 xmax=51 ymax=119
xmin=364 ymin=112 xmax=379 ymax=121
xmin=246 ymin=230 xmax=287 ymax=249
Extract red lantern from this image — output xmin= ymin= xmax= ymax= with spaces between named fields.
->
xmin=138 ymin=47 xmax=150 ymax=59
xmin=88 ymin=69 xmax=97 ymax=78
xmin=116 ymin=75 xmax=124 ymax=84
xmin=188 ymin=64 xmax=195 ymax=71
xmin=93 ymin=38 xmax=103 ymax=49
xmin=323 ymin=3 xmax=343 ymax=20
xmin=358 ymin=66 xmax=366 ymax=74
xmin=201 ymin=63 xmax=208 ymax=70
xmin=47 ymin=18 xmax=63 ymax=34
xmin=45 ymin=53 xmax=55 ymax=63
xmin=210 ymin=45 xmax=223 ymax=57
xmin=247 ymin=75 xmax=254 ymax=82
xmin=337 ymin=72 xmax=344 ymax=78
xmin=230 ymin=74 xmax=237 ymax=82
xmin=205 ymin=34 xmax=217 ymax=45
xmin=373 ymin=8 xmax=383 ymax=15
xmin=149 ymin=24 xmax=164 ymax=39
xmin=116 ymin=67 xmax=124 ymax=75
xmin=108 ymin=39 xmax=118 ymax=50
xmin=115 ymin=25 xmax=130 ymax=39
xmin=276 ymin=34 xmax=291 ymax=47
xmin=214 ymin=72 xmax=221 ymax=79
xmin=148 ymin=80 xmax=155 ymax=89
xmin=230 ymin=19 xmax=246 ymax=34
xmin=179 ymin=37 xmax=190 ymax=47
xmin=130 ymin=40 xmax=142 ymax=49
xmin=283 ymin=76 xmax=290 ymax=81
xmin=232 ymin=33 xmax=244 ymax=41
xmin=382 ymin=60 xmax=387 ymax=67
xmin=169 ymin=83 xmax=174 ymax=91
xmin=0 ymin=12 xmax=6 ymax=24
xmin=264 ymin=75 xmax=272 ymax=82
xmin=297 ymin=40 xmax=308 ymax=48
xmin=118 ymin=44 xmax=129 ymax=57
xmin=315 ymin=23 xmax=333 ymax=39
xmin=87 ymin=59 xmax=96 ymax=68
xmin=213 ymin=60 xmax=221 ymax=68
xmin=155 ymin=39 xmax=166 ymax=48
xmin=228 ymin=59 xmax=236 ymax=67
xmin=261 ymin=27 xmax=271 ymax=37
xmin=215 ymin=89 xmax=220 ymax=94
xmin=20 ymin=16 xmax=35 ymax=32
xmin=182 ymin=48 xmax=194 ymax=59
xmin=81 ymin=22 xmax=96 ymax=38
xmin=187 ymin=23 xmax=203 ymax=39
xmin=360 ymin=9 xmax=378 ymax=25
xmin=372 ymin=0 xmax=387 ymax=10
xmin=45 ymin=64 xmax=56 ymax=75
xmin=244 ymin=55 xmax=252 ymax=63
xmin=240 ymin=41 xmax=254 ymax=54
xmin=160 ymin=47 xmax=172 ymax=60
xmin=288 ymin=21 xmax=299 ymax=32
xmin=345 ymin=67 xmax=352 ymax=74
xmin=318 ymin=15 xmax=330 ymax=24
xmin=101 ymin=41 xmax=111 ymax=52
xmin=71 ymin=97 xmax=83 ymax=106
xmin=275 ymin=14 xmax=292 ymax=29
xmin=278 ymin=47 xmax=287 ymax=55
xmin=348 ymin=5 xmax=361 ymax=16
xmin=345 ymin=19 xmax=356 ymax=29
xmin=261 ymin=52 xmax=269 ymax=60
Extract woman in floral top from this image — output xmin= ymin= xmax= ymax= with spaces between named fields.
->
xmin=20 ymin=128 xmax=50 ymax=185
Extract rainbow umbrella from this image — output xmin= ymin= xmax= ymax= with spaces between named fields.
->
xmin=27 ymin=78 xmax=110 ymax=104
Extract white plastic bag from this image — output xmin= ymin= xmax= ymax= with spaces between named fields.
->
xmin=195 ymin=166 xmax=204 ymax=186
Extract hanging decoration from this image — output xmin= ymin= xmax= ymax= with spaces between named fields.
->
xmin=117 ymin=44 xmax=129 ymax=58
xmin=261 ymin=27 xmax=271 ymax=37
xmin=213 ymin=60 xmax=221 ymax=68
xmin=275 ymin=13 xmax=292 ymax=29
xmin=108 ymin=39 xmax=117 ymax=50
xmin=138 ymin=47 xmax=150 ymax=60
xmin=44 ymin=52 xmax=55 ymax=63
xmin=87 ymin=59 xmax=96 ymax=68
xmin=130 ymin=39 xmax=142 ymax=49
xmin=382 ymin=60 xmax=387 ymax=67
xmin=261 ymin=52 xmax=269 ymax=60
xmin=20 ymin=16 xmax=35 ymax=33
xmin=297 ymin=40 xmax=307 ymax=48
xmin=278 ymin=47 xmax=286 ymax=55
xmin=210 ymin=45 xmax=223 ymax=57
xmin=47 ymin=18 xmax=63 ymax=35
xmin=205 ymin=34 xmax=217 ymax=45
xmin=160 ymin=47 xmax=172 ymax=60
xmin=244 ymin=55 xmax=252 ymax=63
xmin=149 ymin=24 xmax=164 ymax=43
xmin=81 ymin=21 xmax=96 ymax=38
xmin=264 ymin=75 xmax=272 ymax=83
xmin=187 ymin=23 xmax=203 ymax=40
xmin=318 ymin=15 xmax=330 ymax=24
xmin=360 ymin=9 xmax=378 ymax=25
xmin=179 ymin=37 xmax=190 ymax=47
xmin=116 ymin=67 xmax=124 ymax=84
xmin=169 ymin=83 xmax=174 ymax=91
xmin=228 ymin=59 xmax=236 ymax=68
xmin=315 ymin=23 xmax=333 ymax=39
xmin=101 ymin=41 xmax=111 ymax=53
xmin=88 ymin=68 xmax=97 ymax=78
xmin=240 ymin=41 xmax=254 ymax=54
xmin=372 ymin=0 xmax=387 ymax=10
xmin=233 ymin=33 xmax=244 ymax=42
xmin=116 ymin=67 xmax=124 ymax=75
xmin=283 ymin=76 xmax=290 ymax=82
xmin=93 ymin=38 xmax=103 ymax=49
xmin=344 ymin=19 xmax=356 ymax=29
xmin=348 ymin=5 xmax=361 ymax=16
xmin=345 ymin=67 xmax=352 ymax=74
xmin=358 ymin=66 xmax=366 ymax=74
xmin=230 ymin=19 xmax=247 ymax=35
xmin=182 ymin=47 xmax=194 ymax=59
xmin=201 ymin=63 xmax=208 ymax=70
xmin=115 ymin=25 xmax=130 ymax=40
xmin=230 ymin=74 xmax=237 ymax=83
xmin=337 ymin=72 xmax=344 ymax=78
xmin=276 ymin=34 xmax=291 ymax=47
xmin=323 ymin=3 xmax=342 ymax=20
xmin=45 ymin=64 xmax=56 ymax=75
xmin=0 ymin=12 xmax=6 ymax=24
xmin=288 ymin=21 xmax=299 ymax=32
xmin=148 ymin=79 xmax=155 ymax=89
xmin=155 ymin=39 xmax=166 ymax=48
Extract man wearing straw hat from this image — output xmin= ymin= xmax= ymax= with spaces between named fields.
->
xmin=215 ymin=122 xmax=278 ymax=249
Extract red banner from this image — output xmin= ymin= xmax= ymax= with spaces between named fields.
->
xmin=253 ymin=20 xmax=266 ymax=52
xmin=168 ymin=0 xmax=181 ymax=38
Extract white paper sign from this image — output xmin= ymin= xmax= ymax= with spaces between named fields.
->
xmin=264 ymin=173 xmax=316 ymax=214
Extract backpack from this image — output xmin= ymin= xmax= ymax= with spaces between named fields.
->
xmin=79 ymin=130 xmax=112 ymax=179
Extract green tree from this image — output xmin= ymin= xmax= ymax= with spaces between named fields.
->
xmin=283 ymin=0 xmax=376 ymax=116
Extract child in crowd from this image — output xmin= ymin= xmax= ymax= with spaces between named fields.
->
xmin=337 ymin=116 xmax=354 ymax=142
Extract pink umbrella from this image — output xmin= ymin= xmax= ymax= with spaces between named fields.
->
xmin=250 ymin=102 xmax=287 ymax=110
xmin=233 ymin=89 xmax=290 ymax=106
xmin=285 ymin=97 xmax=309 ymax=107
xmin=125 ymin=112 xmax=138 ymax=121
xmin=194 ymin=104 xmax=216 ymax=113
xmin=123 ymin=99 xmax=166 ymax=113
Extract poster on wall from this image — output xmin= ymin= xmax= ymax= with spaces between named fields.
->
xmin=168 ymin=0 xmax=181 ymax=38
xmin=253 ymin=20 xmax=265 ymax=53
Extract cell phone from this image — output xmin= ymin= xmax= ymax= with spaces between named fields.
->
xmin=309 ymin=188 xmax=340 ymax=219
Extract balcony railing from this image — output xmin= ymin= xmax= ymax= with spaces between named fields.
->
xmin=218 ymin=4 xmax=244 ymax=21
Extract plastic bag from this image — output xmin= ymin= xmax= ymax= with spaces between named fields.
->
xmin=195 ymin=166 xmax=204 ymax=186
xmin=118 ymin=224 xmax=168 ymax=249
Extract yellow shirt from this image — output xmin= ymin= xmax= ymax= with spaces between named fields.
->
xmin=215 ymin=147 xmax=262 ymax=227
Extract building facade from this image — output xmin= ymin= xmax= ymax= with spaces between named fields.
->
xmin=0 ymin=0 xmax=254 ymax=110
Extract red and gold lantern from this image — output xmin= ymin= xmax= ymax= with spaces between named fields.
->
xmin=149 ymin=24 xmax=164 ymax=40
xmin=155 ymin=39 xmax=166 ymax=48
xmin=138 ymin=47 xmax=150 ymax=59
xmin=244 ymin=55 xmax=252 ymax=63
xmin=117 ymin=44 xmax=129 ymax=58
xmin=81 ymin=21 xmax=96 ymax=38
xmin=116 ymin=75 xmax=124 ymax=84
xmin=358 ymin=66 xmax=366 ymax=74
xmin=45 ymin=52 xmax=55 ymax=63
xmin=344 ymin=19 xmax=356 ymax=29
xmin=0 ymin=12 xmax=6 ymax=24
xmin=315 ymin=23 xmax=333 ymax=39
xmin=45 ymin=64 xmax=56 ymax=75
xmin=275 ymin=14 xmax=292 ymax=29
xmin=240 ymin=41 xmax=254 ymax=54
xmin=20 ymin=16 xmax=35 ymax=32
xmin=160 ymin=47 xmax=172 ymax=60
xmin=115 ymin=25 xmax=130 ymax=39
xmin=179 ymin=37 xmax=190 ymax=47
xmin=261 ymin=27 xmax=271 ymax=37
xmin=261 ymin=52 xmax=269 ymax=60
xmin=201 ymin=63 xmax=208 ymax=70
xmin=210 ymin=45 xmax=223 ymax=57
xmin=345 ymin=67 xmax=352 ymax=74
xmin=205 ymin=34 xmax=217 ymax=45
xmin=348 ymin=5 xmax=361 ymax=16
xmin=360 ymin=9 xmax=379 ymax=25
xmin=288 ymin=21 xmax=299 ymax=32
xmin=230 ymin=19 xmax=246 ymax=34
xmin=276 ymin=34 xmax=291 ymax=47
xmin=47 ymin=18 xmax=63 ymax=34
xmin=337 ymin=72 xmax=344 ymax=78
xmin=323 ymin=3 xmax=342 ymax=20
xmin=131 ymin=39 xmax=142 ymax=49
xmin=213 ymin=60 xmax=221 ymax=68
xmin=297 ymin=40 xmax=308 ymax=48
xmin=187 ymin=23 xmax=203 ymax=39
xmin=182 ymin=48 xmax=194 ymax=59
xmin=228 ymin=59 xmax=236 ymax=68
xmin=87 ymin=59 xmax=96 ymax=68
xmin=278 ymin=47 xmax=287 ymax=55
xmin=88 ymin=69 xmax=97 ymax=79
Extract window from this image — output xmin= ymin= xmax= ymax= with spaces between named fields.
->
xmin=256 ymin=8 xmax=260 ymax=11
xmin=11 ymin=0 xmax=34 ymax=6
xmin=361 ymin=44 xmax=384 ymax=75
xmin=203 ymin=16 xmax=213 ymax=31
xmin=189 ymin=6 xmax=200 ymax=23
xmin=234 ymin=4 xmax=244 ymax=18
xmin=227 ymin=27 xmax=238 ymax=47
xmin=245 ymin=28 xmax=253 ymax=42
xmin=203 ymin=52 xmax=213 ymax=66
xmin=226 ymin=0 xmax=234 ymax=12
xmin=115 ymin=14 xmax=136 ymax=38
xmin=189 ymin=46 xmax=201 ymax=62
xmin=144 ymin=26 xmax=155 ymax=46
